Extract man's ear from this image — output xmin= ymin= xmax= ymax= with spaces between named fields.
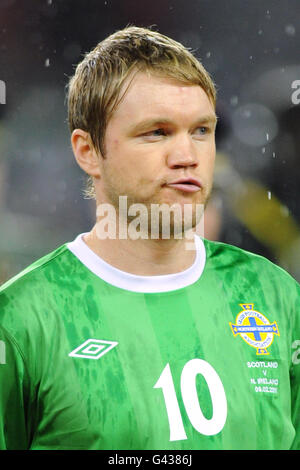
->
xmin=71 ymin=129 xmax=101 ymax=178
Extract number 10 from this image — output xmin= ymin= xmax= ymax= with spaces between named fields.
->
xmin=154 ymin=358 xmax=227 ymax=441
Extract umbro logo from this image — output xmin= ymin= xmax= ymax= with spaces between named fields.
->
xmin=68 ymin=339 xmax=118 ymax=360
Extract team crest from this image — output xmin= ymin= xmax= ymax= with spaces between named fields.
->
xmin=229 ymin=304 xmax=280 ymax=355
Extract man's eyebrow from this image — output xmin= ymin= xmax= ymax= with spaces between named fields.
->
xmin=197 ymin=114 xmax=218 ymax=125
xmin=127 ymin=118 xmax=173 ymax=134
xmin=128 ymin=114 xmax=218 ymax=133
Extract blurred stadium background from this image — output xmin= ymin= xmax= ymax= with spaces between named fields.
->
xmin=0 ymin=0 xmax=299 ymax=284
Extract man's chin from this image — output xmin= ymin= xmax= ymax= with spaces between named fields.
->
xmin=96 ymin=191 xmax=208 ymax=241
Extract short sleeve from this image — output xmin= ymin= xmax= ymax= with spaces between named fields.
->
xmin=290 ymin=281 xmax=300 ymax=450
xmin=0 ymin=326 xmax=31 ymax=449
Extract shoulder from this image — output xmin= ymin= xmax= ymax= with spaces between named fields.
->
xmin=0 ymin=243 xmax=77 ymax=333
xmin=0 ymin=243 xmax=71 ymax=294
xmin=202 ymin=237 xmax=300 ymax=290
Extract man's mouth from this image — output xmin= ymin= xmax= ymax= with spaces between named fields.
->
xmin=165 ymin=178 xmax=202 ymax=193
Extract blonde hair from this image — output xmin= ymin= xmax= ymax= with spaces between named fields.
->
xmin=67 ymin=26 xmax=217 ymax=198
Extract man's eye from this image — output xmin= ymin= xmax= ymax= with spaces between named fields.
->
xmin=144 ymin=128 xmax=166 ymax=137
xmin=195 ymin=126 xmax=208 ymax=135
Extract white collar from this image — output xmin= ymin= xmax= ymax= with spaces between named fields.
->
xmin=67 ymin=233 xmax=206 ymax=293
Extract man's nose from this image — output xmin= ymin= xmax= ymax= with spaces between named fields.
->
xmin=166 ymin=134 xmax=198 ymax=169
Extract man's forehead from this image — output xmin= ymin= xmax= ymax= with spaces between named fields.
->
xmin=114 ymin=71 xmax=215 ymax=121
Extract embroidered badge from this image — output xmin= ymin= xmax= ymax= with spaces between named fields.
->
xmin=229 ymin=304 xmax=280 ymax=355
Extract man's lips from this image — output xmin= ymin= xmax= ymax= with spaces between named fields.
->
xmin=165 ymin=178 xmax=202 ymax=193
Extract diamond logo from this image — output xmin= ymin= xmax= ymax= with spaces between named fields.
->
xmin=69 ymin=339 xmax=118 ymax=360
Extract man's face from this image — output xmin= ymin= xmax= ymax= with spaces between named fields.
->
xmin=96 ymin=71 xmax=217 ymax=236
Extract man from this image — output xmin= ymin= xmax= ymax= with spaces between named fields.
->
xmin=0 ymin=26 xmax=299 ymax=450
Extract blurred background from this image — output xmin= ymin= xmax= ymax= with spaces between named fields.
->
xmin=0 ymin=0 xmax=299 ymax=284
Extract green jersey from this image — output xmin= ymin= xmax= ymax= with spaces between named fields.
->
xmin=0 ymin=234 xmax=299 ymax=450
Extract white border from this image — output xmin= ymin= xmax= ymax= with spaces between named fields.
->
xmin=67 ymin=233 xmax=206 ymax=293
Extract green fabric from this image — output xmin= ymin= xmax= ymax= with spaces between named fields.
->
xmin=0 ymin=239 xmax=299 ymax=449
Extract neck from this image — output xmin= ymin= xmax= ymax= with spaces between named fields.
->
xmin=83 ymin=225 xmax=197 ymax=276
